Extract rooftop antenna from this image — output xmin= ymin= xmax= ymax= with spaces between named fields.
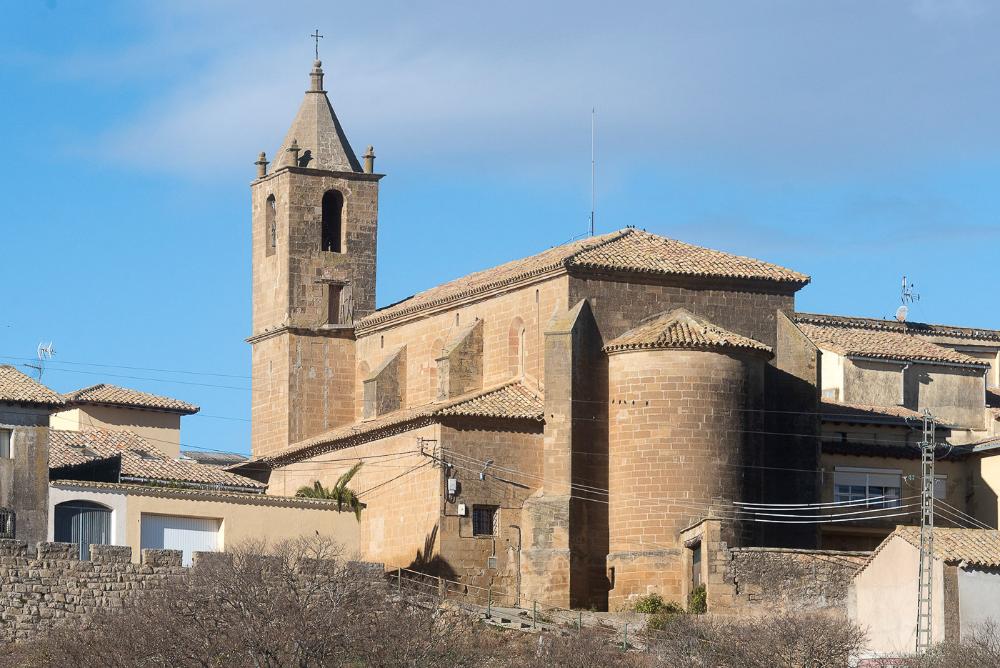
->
xmin=896 ymin=275 xmax=920 ymax=323
xmin=589 ymin=107 xmax=596 ymax=237
xmin=25 ymin=342 xmax=55 ymax=381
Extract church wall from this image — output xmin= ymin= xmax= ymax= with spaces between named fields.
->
xmin=267 ymin=420 xmax=544 ymax=601
xmin=606 ymin=348 xmax=758 ymax=610
xmin=267 ymin=425 xmax=441 ymax=567
xmin=251 ymin=171 xmax=291 ymax=334
xmin=568 ymin=274 xmax=796 ymax=350
xmin=436 ymin=421 xmax=544 ymax=605
xmin=287 ymin=333 xmax=357 ymax=443
xmin=355 ymin=276 xmax=569 ymax=417
xmin=250 ymin=333 xmax=291 ymax=458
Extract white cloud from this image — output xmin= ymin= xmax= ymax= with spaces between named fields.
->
xmin=49 ymin=0 xmax=1000 ymax=180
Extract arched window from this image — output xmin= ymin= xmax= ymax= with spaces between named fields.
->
xmin=54 ymin=500 xmax=111 ymax=561
xmin=321 ymin=190 xmax=344 ymax=253
xmin=265 ymin=195 xmax=277 ymax=257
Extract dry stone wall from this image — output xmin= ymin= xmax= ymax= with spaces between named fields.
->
xmin=0 ymin=539 xmax=187 ymax=642
xmin=722 ymin=547 xmax=870 ymax=616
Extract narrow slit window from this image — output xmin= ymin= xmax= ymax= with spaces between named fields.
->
xmin=265 ymin=195 xmax=277 ymax=256
xmin=327 ymin=284 xmax=343 ymax=325
xmin=0 ymin=429 xmax=10 ymax=459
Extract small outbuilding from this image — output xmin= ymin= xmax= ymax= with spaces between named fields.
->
xmin=850 ymin=526 xmax=1000 ymax=657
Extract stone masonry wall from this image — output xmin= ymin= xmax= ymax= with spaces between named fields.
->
xmin=606 ymin=349 xmax=762 ymax=610
xmin=720 ymin=547 xmax=870 ymax=617
xmin=0 ymin=540 xmax=187 ymax=643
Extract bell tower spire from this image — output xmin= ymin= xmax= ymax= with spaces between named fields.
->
xmin=248 ymin=55 xmax=383 ymax=458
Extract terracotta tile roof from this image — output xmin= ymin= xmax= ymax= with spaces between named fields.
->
xmin=51 ymin=479 xmax=344 ymax=510
xmin=796 ymin=312 xmax=1000 ymax=343
xmin=963 ymin=435 xmax=1000 ymax=454
xmin=603 ymin=308 xmax=772 ymax=356
xmin=437 ymin=382 xmax=544 ymax=420
xmin=569 ymin=229 xmax=809 ymax=284
xmin=0 ymin=365 xmax=64 ymax=407
xmin=267 ymin=381 xmax=544 ymax=466
xmin=358 ymin=228 xmax=808 ymax=330
xmin=820 ymin=400 xmax=925 ymax=424
xmin=180 ymin=450 xmax=249 ymax=467
xmin=821 ymin=440 xmax=965 ymax=461
xmin=62 ymin=384 xmax=199 ymax=414
xmin=892 ymin=526 xmax=1000 ymax=568
xmin=49 ymin=429 xmax=264 ymax=491
xmin=797 ymin=322 xmax=986 ymax=366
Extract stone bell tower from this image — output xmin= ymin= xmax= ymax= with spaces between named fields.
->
xmin=248 ymin=59 xmax=382 ymax=458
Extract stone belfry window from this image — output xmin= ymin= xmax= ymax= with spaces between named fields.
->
xmin=321 ymin=190 xmax=344 ymax=253
xmin=265 ymin=195 xmax=277 ymax=257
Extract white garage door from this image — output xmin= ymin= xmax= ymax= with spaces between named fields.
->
xmin=140 ymin=514 xmax=220 ymax=566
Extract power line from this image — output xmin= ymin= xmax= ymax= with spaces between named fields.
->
xmin=0 ymin=354 xmax=254 ymax=380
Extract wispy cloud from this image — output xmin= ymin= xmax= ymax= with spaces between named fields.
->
xmin=38 ymin=0 xmax=1000 ymax=180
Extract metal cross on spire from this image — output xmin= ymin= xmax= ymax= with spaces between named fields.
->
xmin=311 ymin=29 xmax=324 ymax=60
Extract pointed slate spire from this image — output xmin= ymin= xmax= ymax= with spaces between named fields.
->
xmin=271 ymin=60 xmax=362 ymax=173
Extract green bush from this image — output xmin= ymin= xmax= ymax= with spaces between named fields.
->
xmin=687 ymin=584 xmax=707 ymax=614
xmin=631 ymin=592 xmax=683 ymax=615
xmin=646 ymin=606 xmax=686 ymax=631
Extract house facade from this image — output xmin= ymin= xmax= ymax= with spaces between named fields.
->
xmin=851 ymin=526 xmax=1000 ymax=657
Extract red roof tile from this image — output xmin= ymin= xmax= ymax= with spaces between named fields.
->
xmin=0 ymin=365 xmax=64 ymax=407
xmin=63 ymin=384 xmax=199 ymax=414
xmin=603 ymin=308 xmax=772 ymax=356
xmin=359 ymin=228 xmax=808 ymax=330
xmin=49 ymin=430 xmax=263 ymax=491
xmin=797 ymin=322 xmax=986 ymax=366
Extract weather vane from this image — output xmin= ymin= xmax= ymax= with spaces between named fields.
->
xmin=311 ymin=29 xmax=324 ymax=60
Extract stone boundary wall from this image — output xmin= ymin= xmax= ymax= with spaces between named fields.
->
xmin=720 ymin=547 xmax=871 ymax=617
xmin=0 ymin=539 xmax=384 ymax=644
xmin=0 ymin=539 xmax=190 ymax=642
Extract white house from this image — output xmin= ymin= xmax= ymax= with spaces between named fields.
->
xmin=850 ymin=526 xmax=1000 ymax=657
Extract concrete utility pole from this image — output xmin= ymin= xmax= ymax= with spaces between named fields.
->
xmin=915 ymin=409 xmax=936 ymax=653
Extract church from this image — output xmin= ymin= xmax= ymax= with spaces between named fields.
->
xmin=238 ymin=58 xmax=1000 ymax=611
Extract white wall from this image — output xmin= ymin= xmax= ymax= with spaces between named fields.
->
xmin=819 ymin=348 xmax=844 ymax=400
xmin=958 ymin=567 xmax=1000 ymax=639
xmin=48 ymin=483 xmax=128 ymax=546
xmin=851 ymin=536 xmax=945 ymax=656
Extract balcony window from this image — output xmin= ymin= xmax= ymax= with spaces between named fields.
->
xmin=834 ymin=467 xmax=902 ymax=509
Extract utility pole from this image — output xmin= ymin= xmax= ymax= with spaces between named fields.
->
xmin=915 ymin=409 xmax=936 ymax=653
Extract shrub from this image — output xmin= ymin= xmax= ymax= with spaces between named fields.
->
xmin=644 ymin=612 xmax=867 ymax=667
xmin=687 ymin=584 xmax=707 ymax=614
xmin=631 ymin=592 xmax=683 ymax=615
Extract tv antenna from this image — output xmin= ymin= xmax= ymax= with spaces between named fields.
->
xmin=896 ymin=275 xmax=920 ymax=323
xmin=25 ymin=342 xmax=55 ymax=381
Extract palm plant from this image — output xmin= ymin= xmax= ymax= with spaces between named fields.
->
xmin=295 ymin=462 xmax=364 ymax=520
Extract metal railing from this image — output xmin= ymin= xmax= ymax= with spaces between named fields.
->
xmin=388 ymin=567 xmax=631 ymax=646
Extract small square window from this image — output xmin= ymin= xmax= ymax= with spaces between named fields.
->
xmin=472 ymin=505 xmax=498 ymax=536
xmin=0 ymin=430 xmax=10 ymax=459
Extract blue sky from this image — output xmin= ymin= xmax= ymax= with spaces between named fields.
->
xmin=2 ymin=0 xmax=998 ymax=455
